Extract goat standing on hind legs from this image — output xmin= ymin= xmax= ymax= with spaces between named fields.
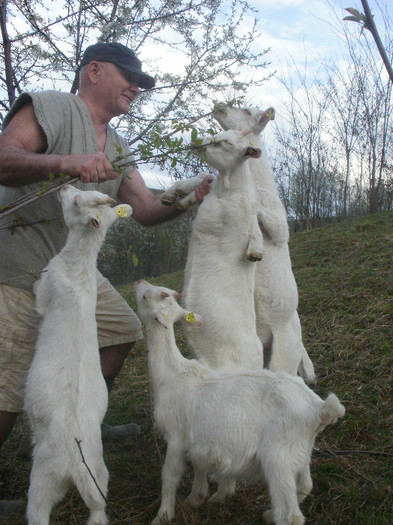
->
xmin=24 ymin=185 xmax=132 ymax=525
xmin=180 ymin=128 xmax=265 ymax=371
xmin=135 ymin=280 xmax=345 ymax=525
xmin=213 ymin=103 xmax=315 ymax=383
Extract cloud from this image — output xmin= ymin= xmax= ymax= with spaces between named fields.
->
xmin=141 ymin=168 xmax=173 ymax=190
xmin=253 ymin=0 xmax=305 ymax=8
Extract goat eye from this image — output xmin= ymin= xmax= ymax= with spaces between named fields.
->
xmin=243 ymin=109 xmax=252 ymax=115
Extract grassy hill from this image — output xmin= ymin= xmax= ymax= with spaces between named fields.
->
xmin=1 ymin=211 xmax=392 ymax=524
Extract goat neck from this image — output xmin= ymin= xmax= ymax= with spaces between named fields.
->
xmin=147 ymin=328 xmax=181 ymax=392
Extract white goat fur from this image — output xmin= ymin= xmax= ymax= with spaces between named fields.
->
xmin=24 ymin=185 xmax=132 ymax=525
xmin=213 ymin=104 xmax=315 ymax=382
xmin=181 ymin=128 xmax=265 ymax=370
xmin=135 ymin=280 xmax=345 ymax=525
xmin=161 ymin=107 xmax=315 ymax=381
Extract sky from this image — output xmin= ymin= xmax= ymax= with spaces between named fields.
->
xmin=143 ymin=0 xmax=393 ymax=188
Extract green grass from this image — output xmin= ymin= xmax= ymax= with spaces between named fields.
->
xmin=1 ymin=212 xmax=393 ymax=524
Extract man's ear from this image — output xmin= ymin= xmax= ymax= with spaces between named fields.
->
xmin=87 ymin=61 xmax=103 ymax=84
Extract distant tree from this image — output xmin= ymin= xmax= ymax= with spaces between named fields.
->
xmin=273 ymin=61 xmax=342 ymax=229
xmin=322 ymin=63 xmax=362 ymax=218
xmin=272 ymin=1 xmax=393 ymax=228
xmin=98 ymin=206 xmax=196 ymax=284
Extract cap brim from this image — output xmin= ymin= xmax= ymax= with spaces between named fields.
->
xmin=120 ymin=63 xmax=155 ymax=90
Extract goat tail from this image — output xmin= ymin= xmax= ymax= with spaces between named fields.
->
xmin=319 ymin=394 xmax=345 ymax=427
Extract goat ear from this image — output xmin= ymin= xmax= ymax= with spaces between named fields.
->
xmin=113 ymin=204 xmax=132 ymax=218
xmin=183 ymin=311 xmax=203 ymax=327
xmin=93 ymin=196 xmax=117 ymax=206
xmin=73 ymin=195 xmax=82 ymax=207
xmin=160 ymin=291 xmax=170 ymax=299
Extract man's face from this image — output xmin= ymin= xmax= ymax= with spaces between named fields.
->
xmin=98 ymin=62 xmax=140 ymax=116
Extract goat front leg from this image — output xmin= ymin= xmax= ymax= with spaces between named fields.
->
xmin=246 ymin=210 xmax=264 ymax=261
xmin=152 ymin=441 xmax=186 ymax=525
xmin=256 ymin=195 xmax=289 ymax=246
xmin=161 ymin=174 xmax=207 ymax=207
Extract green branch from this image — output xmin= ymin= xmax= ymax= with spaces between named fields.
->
xmin=344 ymin=2 xmax=393 ymax=84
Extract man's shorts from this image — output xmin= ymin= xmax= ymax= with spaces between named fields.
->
xmin=0 ymin=272 xmax=143 ymax=413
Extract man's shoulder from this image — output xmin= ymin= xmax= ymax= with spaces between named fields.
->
xmin=4 ymin=91 xmax=77 ymax=124
xmin=28 ymin=90 xmax=77 ymax=105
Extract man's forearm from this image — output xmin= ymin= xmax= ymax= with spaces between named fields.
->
xmin=0 ymin=145 xmax=65 ymax=187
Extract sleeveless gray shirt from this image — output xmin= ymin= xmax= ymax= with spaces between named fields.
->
xmin=0 ymin=91 xmax=131 ymax=290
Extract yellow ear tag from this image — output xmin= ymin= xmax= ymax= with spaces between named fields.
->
xmin=186 ymin=312 xmax=196 ymax=323
xmin=266 ymin=109 xmax=275 ymax=121
xmin=117 ymin=206 xmax=128 ymax=218
xmin=163 ymin=313 xmax=170 ymax=323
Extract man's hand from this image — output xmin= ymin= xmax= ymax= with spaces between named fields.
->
xmin=59 ymin=152 xmax=119 ymax=183
xmin=194 ymin=174 xmax=214 ymax=203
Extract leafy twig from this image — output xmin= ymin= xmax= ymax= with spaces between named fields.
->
xmin=0 ymin=121 xmax=210 ymax=218
xmin=0 ymin=176 xmax=77 ymax=218
xmin=344 ymin=2 xmax=393 ymax=84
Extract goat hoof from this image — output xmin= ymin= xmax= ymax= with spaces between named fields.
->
xmin=262 ymin=509 xmax=274 ymax=524
xmin=161 ymin=196 xmax=175 ymax=206
xmin=176 ymin=201 xmax=188 ymax=211
xmin=247 ymin=252 xmax=263 ymax=262
xmin=186 ymin=494 xmax=205 ymax=508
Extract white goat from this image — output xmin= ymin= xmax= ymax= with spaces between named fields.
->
xmin=134 ymin=280 xmax=345 ymax=525
xmin=24 ymin=185 xmax=132 ymax=525
xmin=211 ymin=103 xmax=315 ymax=382
xmin=180 ymin=128 xmax=265 ymax=370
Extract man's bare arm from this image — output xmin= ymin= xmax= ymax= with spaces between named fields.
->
xmin=0 ymin=103 xmax=118 ymax=187
xmin=117 ymin=169 xmax=214 ymax=226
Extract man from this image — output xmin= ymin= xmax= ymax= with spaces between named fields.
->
xmin=0 ymin=42 xmax=211 ymax=519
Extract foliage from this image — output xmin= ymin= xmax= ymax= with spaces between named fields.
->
xmin=98 ymin=200 xmax=196 ymax=285
xmin=1 ymin=211 xmax=392 ymax=524
xmin=0 ymin=0 xmax=271 ymax=176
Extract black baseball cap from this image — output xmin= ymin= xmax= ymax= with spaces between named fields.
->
xmin=80 ymin=42 xmax=155 ymax=90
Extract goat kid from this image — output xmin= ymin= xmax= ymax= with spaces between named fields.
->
xmin=181 ymin=129 xmax=265 ymax=370
xmin=213 ymin=103 xmax=315 ymax=383
xmin=24 ymin=185 xmax=132 ymax=525
xmin=135 ymin=280 xmax=345 ymax=525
